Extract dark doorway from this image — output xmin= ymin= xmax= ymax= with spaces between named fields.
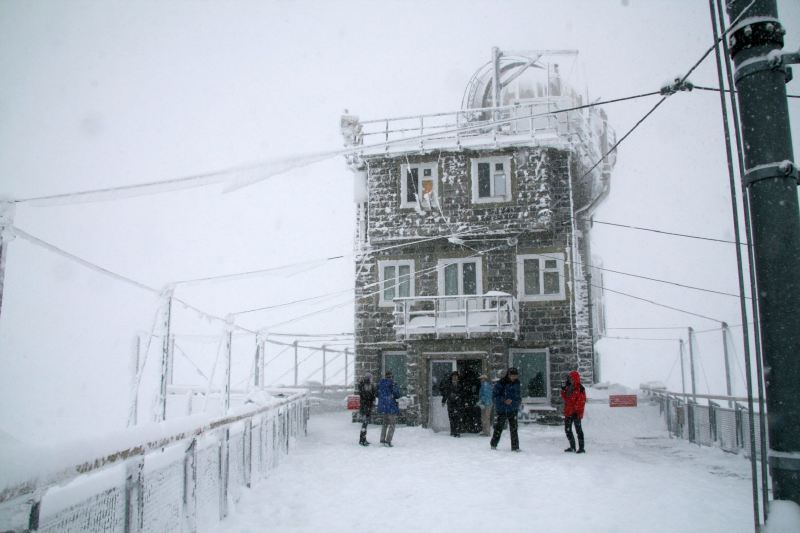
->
xmin=457 ymin=359 xmax=483 ymax=433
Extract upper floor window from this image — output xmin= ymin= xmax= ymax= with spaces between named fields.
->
xmin=400 ymin=163 xmax=438 ymax=209
xmin=378 ymin=259 xmax=414 ymax=307
xmin=471 ymin=156 xmax=512 ymax=203
xmin=437 ymin=258 xmax=483 ymax=296
xmin=516 ymin=253 xmax=566 ymax=301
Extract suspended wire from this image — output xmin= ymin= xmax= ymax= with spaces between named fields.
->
xmin=173 ymin=341 xmax=210 ymax=380
xmin=172 ymin=255 xmax=347 ymax=286
xmin=712 ymin=1 xmax=769 ymax=518
xmin=12 ymin=90 xmax=664 ymax=206
xmin=519 ymin=246 xmax=749 ymax=300
xmin=600 ymin=335 xmax=682 ymax=342
xmin=596 ymin=283 xmax=723 ymax=323
xmin=578 ymin=216 xmax=748 ymax=246
xmin=232 ymin=229 xmax=488 ymax=316
xmin=693 ymin=85 xmax=800 ymax=99
xmin=606 ymin=326 xmax=692 ymax=331
xmin=257 ymin=240 xmax=513 ymax=330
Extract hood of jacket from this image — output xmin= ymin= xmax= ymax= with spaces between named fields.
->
xmin=569 ymin=371 xmax=582 ymax=388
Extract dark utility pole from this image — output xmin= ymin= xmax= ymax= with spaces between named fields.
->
xmin=727 ymin=0 xmax=800 ymax=506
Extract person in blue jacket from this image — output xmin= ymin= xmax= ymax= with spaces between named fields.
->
xmin=478 ymin=374 xmax=493 ymax=436
xmin=490 ymin=367 xmax=521 ymax=451
xmin=377 ymin=371 xmax=401 ymax=447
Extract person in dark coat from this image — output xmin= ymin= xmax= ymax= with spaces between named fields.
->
xmin=561 ymin=370 xmax=587 ymax=453
xmin=441 ymin=371 xmax=464 ymax=437
xmin=357 ymin=373 xmax=377 ymax=446
xmin=490 ymin=367 xmax=521 ymax=451
xmin=377 ymin=371 xmax=401 ymax=447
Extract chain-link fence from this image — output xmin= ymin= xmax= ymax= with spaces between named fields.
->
xmin=644 ymin=387 xmax=765 ymax=459
xmin=0 ymin=389 xmax=309 ymax=533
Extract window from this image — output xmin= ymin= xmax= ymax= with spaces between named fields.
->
xmin=382 ymin=352 xmax=408 ymax=396
xmin=437 ymin=258 xmax=483 ymax=296
xmin=378 ymin=259 xmax=414 ymax=307
xmin=471 ymin=156 xmax=512 ymax=203
xmin=516 ymin=253 xmax=566 ymax=301
xmin=400 ymin=163 xmax=438 ymax=209
xmin=510 ymin=349 xmax=549 ymax=402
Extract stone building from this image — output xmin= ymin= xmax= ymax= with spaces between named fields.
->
xmin=342 ymin=50 xmax=614 ymax=430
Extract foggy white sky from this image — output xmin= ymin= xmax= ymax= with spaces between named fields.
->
xmin=0 ymin=0 xmax=798 ymax=442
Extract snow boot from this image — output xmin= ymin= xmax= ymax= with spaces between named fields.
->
xmin=383 ymin=442 xmax=393 ymax=447
xmin=576 ymin=448 xmax=586 ymax=454
xmin=564 ymin=447 xmax=576 ymax=453
xmin=359 ymin=441 xmax=370 ymax=446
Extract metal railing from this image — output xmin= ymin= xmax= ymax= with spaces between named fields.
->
xmin=354 ymin=95 xmax=607 ymax=159
xmin=392 ymin=294 xmax=519 ymax=340
xmin=641 ymin=386 xmax=764 ymax=458
xmin=0 ymin=390 xmax=309 ymax=533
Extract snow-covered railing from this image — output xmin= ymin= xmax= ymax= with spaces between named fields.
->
xmin=392 ymin=293 xmax=518 ymax=340
xmin=0 ymin=389 xmax=309 ymax=533
xmin=348 ymin=95 xmax=610 ymax=165
xmin=641 ymin=386 xmax=764 ymax=458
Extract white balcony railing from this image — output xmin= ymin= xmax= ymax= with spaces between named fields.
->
xmin=392 ymin=292 xmax=519 ymax=340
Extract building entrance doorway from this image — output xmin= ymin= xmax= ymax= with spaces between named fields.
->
xmin=429 ymin=357 xmax=484 ymax=433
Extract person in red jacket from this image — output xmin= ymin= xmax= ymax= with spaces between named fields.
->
xmin=560 ymin=371 xmax=587 ymax=453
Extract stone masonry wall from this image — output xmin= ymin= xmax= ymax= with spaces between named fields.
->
xmin=353 ymin=146 xmax=598 ymax=424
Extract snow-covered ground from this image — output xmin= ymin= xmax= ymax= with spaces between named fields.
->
xmin=216 ymin=401 xmax=755 ymax=533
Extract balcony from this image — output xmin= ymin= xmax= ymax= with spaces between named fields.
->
xmin=392 ymin=292 xmax=519 ymax=340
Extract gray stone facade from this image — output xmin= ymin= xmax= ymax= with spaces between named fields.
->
xmin=353 ymin=145 xmax=605 ymax=427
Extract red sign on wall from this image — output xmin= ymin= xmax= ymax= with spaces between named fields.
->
xmin=609 ymin=395 xmax=638 ymax=407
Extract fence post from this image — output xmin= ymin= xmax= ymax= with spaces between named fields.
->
xmin=709 ymin=401 xmax=719 ymax=443
xmin=128 ymin=334 xmax=141 ymax=428
xmin=124 ymin=457 xmax=144 ymax=533
xmin=158 ymin=288 xmax=175 ymax=422
xmin=687 ymin=327 xmax=697 ymax=404
xmin=679 ymin=339 xmax=687 ymax=398
xmin=245 ymin=420 xmax=252 ymax=489
xmin=322 ymin=345 xmax=327 ymax=391
xmin=344 ymin=348 xmax=350 ymax=388
xmin=224 ymin=318 xmax=233 ymax=415
xmin=183 ymin=438 xmax=197 ymax=533
xmin=293 ymin=340 xmax=299 ymax=387
xmin=219 ymin=429 xmax=230 ymax=519
xmin=687 ymin=402 xmax=696 ymax=444
xmin=0 ymin=201 xmax=16 ymax=321
xmin=721 ymin=322 xmax=733 ymax=408
xmin=28 ymin=498 xmax=41 ymax=532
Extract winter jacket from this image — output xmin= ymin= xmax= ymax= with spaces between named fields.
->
xmin=358 ymin=377 xmax=377 ymax=415
xmin=493 ymin=376 xmax=522 ymax=414
xmin=560 ymin=371 xmax=587 ymax=419
xmin=440 ymin=378 xmax=463 ymax=412
xmin=377 ymin=378 xmax=401 ymax=415
xmin=478 ymin=381 xmax=493 ymax=407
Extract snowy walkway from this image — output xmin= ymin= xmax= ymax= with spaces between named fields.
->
xmin=215 ymin=402 xmax=754 ymax=533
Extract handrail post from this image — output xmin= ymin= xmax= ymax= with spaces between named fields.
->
xmin=293 ymin=340 xmax=299 ymax=387
xmin=464 ymin=297 xmax=470 ymax=338
xmin=433 ymin=298 xmax=438 ymax=339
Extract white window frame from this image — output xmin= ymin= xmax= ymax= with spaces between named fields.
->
xmin=436 ymin=258 xmax=483 ymax=296
xmin=378 ymin=259 xmax=415 ymax=307
xmin=400 ymin=162 xmax=439 ymax=209
xmin=471 ymin=156 xmax=512 ymax=203
xmin=516 ymin=252 xmax=566 ymax=302
xmin=510 ymin=348 xmax=551 ymax=403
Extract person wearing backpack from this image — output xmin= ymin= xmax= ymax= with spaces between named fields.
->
xmin=357 ymin=373 xmax=377 ymax=446
xmin=561 ymin=370 xmax=587 ymax=453
xmin=377 ymin=371 xmax=402 ymax=447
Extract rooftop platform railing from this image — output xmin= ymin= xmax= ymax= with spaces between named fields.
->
xmin=353 ymin=95 xmax=606 ymax=163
